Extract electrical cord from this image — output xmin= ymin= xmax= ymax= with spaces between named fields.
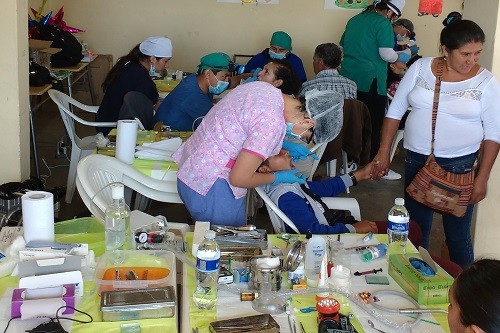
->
xmin=3 ymin=306 xmax=92 ymax=333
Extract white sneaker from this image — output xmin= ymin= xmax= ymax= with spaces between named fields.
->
xmin=382 ymin=169 xmax=402 ymax=180
xmin=340 ymin=162 xmax=358 ymax=175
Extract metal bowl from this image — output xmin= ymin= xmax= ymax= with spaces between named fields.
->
xmin=282 ymin=240 xmax=305 ymax=272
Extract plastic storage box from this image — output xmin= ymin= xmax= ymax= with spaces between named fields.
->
xmin=95 ymin=250 xmax=175 ymax=294
xmin=54 ymin=217 xmax=105 ymax=256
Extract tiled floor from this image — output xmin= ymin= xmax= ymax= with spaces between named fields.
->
xmin=29 ymin=89 xmax=446 ymax=259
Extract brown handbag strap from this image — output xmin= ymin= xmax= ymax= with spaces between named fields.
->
xmin=431 ymin=58 xmax=444 ymax=153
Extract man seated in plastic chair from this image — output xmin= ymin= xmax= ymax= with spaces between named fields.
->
xmin=258 ymin=149 xmax=378 ymax=235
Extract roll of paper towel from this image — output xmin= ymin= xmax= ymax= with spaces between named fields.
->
xmin=21 ymin=191 xmax=54 ymax=243
xmin=116 ymin=119 xmax=138 ymax=164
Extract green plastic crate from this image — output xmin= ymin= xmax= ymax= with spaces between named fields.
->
xmin=54 ymin=217 xmax=105 ymax=257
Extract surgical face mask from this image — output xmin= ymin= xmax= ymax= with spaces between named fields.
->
xmin=208 ymin=78 xmax=230 ymax=95
xmin=149 ymin=63 xmax=156 ymax=76
xmin=396 ymin=34 xmax=406 ymax=42
xmin=285 ymin=122 xmax=310 ymax=140
xmin=269 ymin=49 xmax=286 ymax=60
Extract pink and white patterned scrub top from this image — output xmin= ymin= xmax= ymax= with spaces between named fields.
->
xmin=173 ymin=81 xmax=286 ymax=199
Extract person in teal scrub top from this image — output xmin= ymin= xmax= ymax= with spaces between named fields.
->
xmin=340 ymin=0 xmax=409 ymax=159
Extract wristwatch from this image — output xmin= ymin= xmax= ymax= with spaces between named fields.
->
xmin=348 ymin=172 xmax=358 ymax=186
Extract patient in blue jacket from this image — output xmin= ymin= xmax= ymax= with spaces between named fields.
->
xmin=258 ymin=150 xmax=378 ymax=234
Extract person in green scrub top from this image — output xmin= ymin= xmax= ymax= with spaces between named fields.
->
xmin=339 ymin=0 xmax=409 ymax=159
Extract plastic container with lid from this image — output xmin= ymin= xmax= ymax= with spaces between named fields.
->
xmin=95 ymin=250 xmax=175 ymax=294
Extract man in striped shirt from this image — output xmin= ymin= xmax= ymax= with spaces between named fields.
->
xmin=300 ymin=43 xmax=357 ymax=99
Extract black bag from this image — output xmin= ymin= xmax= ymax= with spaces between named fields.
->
xmin=34 ymin=25 xmax=83 ymax=67
xmin=29 ymin=61 xmax=52 ymax=86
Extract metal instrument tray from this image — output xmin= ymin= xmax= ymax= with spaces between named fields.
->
xmin=209 ymin=314 xmax=280 ymax=333
xmin=101 ymin=286 xmax=176 ymax=321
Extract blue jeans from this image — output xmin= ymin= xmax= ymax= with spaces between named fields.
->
xmin=404 ymin=150 xmax=477 ymax=268
xmin=177 ymin=178 xmax=246 ymax=226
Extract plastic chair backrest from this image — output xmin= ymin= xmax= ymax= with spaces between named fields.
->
xmin=48 ymin=89 xmax=117 ymax=147
xmin=76 ymin=154 xmax=182 ymax=221
xmin=308 ymin=142 xmax=328 ymax=181
xmin=254 ymin=186 xmax=300 ymax=234
xmin=255 ymin=186 xmax=362 ymax=234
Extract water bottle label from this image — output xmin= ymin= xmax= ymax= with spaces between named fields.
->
xmin=196 ymin=257 xmax=220 ymax=272
xmin=388 ymin=221 xmax=409 ymax=232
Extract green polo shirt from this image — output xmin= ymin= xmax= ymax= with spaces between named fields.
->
xmin=340 ymin=10 xmax=394 ymax=95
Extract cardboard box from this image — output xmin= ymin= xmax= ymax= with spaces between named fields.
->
xmin=388 ymin=253 xmax=454 ymax=305
xmin=28 ymin=39 xmax=61 ymax=69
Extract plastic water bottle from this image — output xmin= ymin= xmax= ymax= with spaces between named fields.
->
xmin=304 ymin=232 xmax=326 ymax=287
xmin=387 ymin=198 xmax=410 ymax=255
xmin=193 ymin=230 xmax=220 ymax=310
xmin=360 ymin=244 xmax=388 ymax=262
xmin=105 ymin=184 xmax=131 ymax=251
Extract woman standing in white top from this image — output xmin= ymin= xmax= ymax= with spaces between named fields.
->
xmin=373 ymin=18 xmax=500 ymax=268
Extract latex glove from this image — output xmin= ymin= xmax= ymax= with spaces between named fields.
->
xmin=282 ymin=140 xmax=318 ymax=161
xmin=409 ymin=44 xmax=420 ymax=55
xmin=397 ymin=51 xmax=411 ymax=63
xmin=271 ymin=169 xmax=306 ymax=186
xmin=243 ymin=67 xmax=261 ymax=83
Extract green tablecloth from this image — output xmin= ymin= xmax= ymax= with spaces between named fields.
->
xmin=184 ymin=233 xmax=450 ymax=333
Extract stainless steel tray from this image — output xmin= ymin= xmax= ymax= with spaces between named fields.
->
xmin=209 ymin=314 xmax=280 ymax=333
xmin=101 ymin=286 xmax=176 ymax=321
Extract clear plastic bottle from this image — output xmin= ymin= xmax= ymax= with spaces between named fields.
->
xmin=193 ymin=230 xmax=220 ymax=310
xmin=105 ymin=184 xmax=130 ymax=251
xmin=304 ymin=232 xmax=326 ymax=287
xmin=387 ymin=198 xmax=410 ymax=255
xmin=360 ymin=244 xmax=388 ymax=262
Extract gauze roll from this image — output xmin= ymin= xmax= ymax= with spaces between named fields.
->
xmin=116 ymin=119 xmax=138 ymax=164
xmin=21 ymin=191 xmax=54 ymax=243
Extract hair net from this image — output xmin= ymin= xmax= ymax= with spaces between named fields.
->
xmin=386 ymin=0 xmax=405 ymax=17
xmin=198 ymin=52 xmax=232 ymax=72
xmin=270 ymin=31 xmax=292 ymax=51
xmin=305 ymin=89 xmax=343 ymax=144
xmin=139 ymin=36 xmax=172 ymax=58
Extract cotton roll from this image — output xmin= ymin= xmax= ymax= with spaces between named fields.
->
xmin=116 ymin=119 xmax=138 ymax=164
xmin=21 ymin=191 xmax=54 ymax=243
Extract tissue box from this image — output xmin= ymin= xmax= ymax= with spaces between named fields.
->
xmin=11 ymin=284 xmax=75 ymax=318
xmin=388 ymin=254 xmax=454 ymax=305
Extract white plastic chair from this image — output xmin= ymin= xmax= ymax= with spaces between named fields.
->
xmin=389 ymin=129 xmax=404 ymax=162
xmin=308 ymin=142 xmax=328 ymax=181
xmin=48 ymin=89 xmax=117 ymax=203
xmin=254 ymin=186 xmax=361 ymax=234
xmin=76 ymin=154 xmax=182 ymax=222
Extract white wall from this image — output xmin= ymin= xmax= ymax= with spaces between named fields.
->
xmin=463 ymin=0 xmax=500 ymax=259
xmin=32 ymin=0 xmax=463 ymax=78
xmin=0 ymin=0 xmax=30 ymax=183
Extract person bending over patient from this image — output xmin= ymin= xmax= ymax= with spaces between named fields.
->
xmin=259 ymin=150 xmax=378 ymax=234
xmin=448 ymin=258 xmax=500 ymax=333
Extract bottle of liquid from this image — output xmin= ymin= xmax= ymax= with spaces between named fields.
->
xmin=304 ymin=232 xmax=326 ymax=287
xmin=193 ymin=230 xmax=220 ymax=310
xmin=105 ymin=183 xmax=130 ymax=251
xmin=360 ymin=244 xmax=388 ymax=262
xmin=387 ymin=198 xmax=410 ymax=255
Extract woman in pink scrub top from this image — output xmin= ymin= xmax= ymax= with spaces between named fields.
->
xmin=172 ymin=81 xmax=315 ymax=226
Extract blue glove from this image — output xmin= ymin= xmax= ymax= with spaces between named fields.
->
xmin=282 ymin=140 xmax=318 ymax=161
xmin=271 ymin=169 xmax=306 ymax=186
xmin=397 ymin=51 xmax=411 ymax=63
xmin=243 ymin=68 xmax=261 ymax=83
xmin=409 ymin=44 xmax=419 ymax=55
